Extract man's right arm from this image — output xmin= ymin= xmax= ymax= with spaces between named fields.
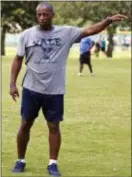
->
xmin=80 ymin=14 xmax=127 ymax=38
xmin=10 ymin=55 xmax=24 ymax=101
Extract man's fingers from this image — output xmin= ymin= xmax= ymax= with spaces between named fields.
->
xmin=118 ymin=14 xmax=127 ymax=17
xmin=11 ymin=93 xmax=19 ymax=101
xmin=117 ymin=14 xmax=128 ymax=20
xmin=112 ymin=14 xmax=128 ymax=22
xmin=10 ymin=87 xmax=19 ymax=101
xmin=120 ymin=16 xmax=127 ymax=20
xmin=16 ymin=91 xmax=19 ymax=97
xmin=12 ymin=95 xmax=16 ymax=102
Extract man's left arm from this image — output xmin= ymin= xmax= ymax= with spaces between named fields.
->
xmin=80 ymin=14 xmax=127 ymax=38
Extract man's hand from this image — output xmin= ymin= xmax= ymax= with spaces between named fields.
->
xmin=109 ymin=14 xmax=127 ymax=22
xmin=81 ymin=13 xmax=127 ymax=38
xmin=10 ymin=85 xmax=19 ymax=102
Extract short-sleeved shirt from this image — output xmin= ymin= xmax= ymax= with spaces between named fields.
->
xmin=80 ymin=37 xmax=92 ymax=54
xmin=17 ymin=25 xmax=83 ymax=94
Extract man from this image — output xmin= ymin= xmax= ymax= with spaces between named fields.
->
xmin=10 ymin=2 xmax=127 ymax=176
xmin=94 ymin=40 xmax=101 ymax=57
xmin=100 ymin=37 xmax=107 ymax=56
xmin=94 ymin=37 xmax=107 ymax=57
xmin=123 ymin=35 xmax=130 ymax=50
xmin=78 ymin=37 xmax=95 ymax=76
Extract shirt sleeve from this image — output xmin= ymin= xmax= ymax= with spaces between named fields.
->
xmin=16 ymin=31 xmax=26 ymax=57
xmin=68 ymin=26 xmax=84 ymax=45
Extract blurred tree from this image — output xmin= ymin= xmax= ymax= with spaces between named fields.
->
xmin=1 ymin=1 xmax=38 ymax=55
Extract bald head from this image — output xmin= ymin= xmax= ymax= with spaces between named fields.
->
xmin=36 ymin=2 xmax=54 ymax=15
xmin=36 ymin=2 xmax=54 ymax=30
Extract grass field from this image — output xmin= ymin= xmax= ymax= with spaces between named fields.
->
xmin=2 ymin=47 xmax=131 ymax=176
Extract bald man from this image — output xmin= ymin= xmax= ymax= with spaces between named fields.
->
xmin=10 ymin=2 xmax=127 ymax=176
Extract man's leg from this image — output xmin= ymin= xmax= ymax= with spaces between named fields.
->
xmin=12 ymin=118 xmax=35 ymax=173
xmin=43 ymin=95 xmax=63 ymax=176
xmin=79 ymin=64 xmax=83 ymax=73
xmin=78 ymin=54 xmax=83 ymax=76
xmin=87 ymin=55 xmax=93 ymax=74
xmin=88 ymin=63 xmax=93 ymax=74
xmin=12 ymin=88 xmax=41 ymax=172
xmin=47 ymin=121 xmax=61 ymax=160
xmin=12 ymin=119 xmax=34 ymax=173
xmin=17 ymin=119 xmax=35 ymax=159
xmin=47 ymin=121 xmax=61 ymax=176
xmin=101 ymin=48 xmax=107 ymax=56
xmin=78 ymin=63 xmax=83 ymax=76
xmin=17 ymin=88 xmax=42 ymax=159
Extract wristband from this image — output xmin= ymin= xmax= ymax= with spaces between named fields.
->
xmin=10 ymin=84 xmax=16 ymax=88
xmin=106 ymin=17 xmax=113 ymax=25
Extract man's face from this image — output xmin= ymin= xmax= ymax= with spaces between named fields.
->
xmin=36 ymin=7 xmax=54 ymax=28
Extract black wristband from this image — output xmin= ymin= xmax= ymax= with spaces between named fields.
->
xmin=106 ymin=17 xmax=113 ymax=25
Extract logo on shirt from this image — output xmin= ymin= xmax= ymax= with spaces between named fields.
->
xmin=33 ymin=38 xmax=62 ymax=62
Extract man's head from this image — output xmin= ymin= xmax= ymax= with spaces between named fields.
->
xmin=36 ymin=2 xmax=54 ymax=29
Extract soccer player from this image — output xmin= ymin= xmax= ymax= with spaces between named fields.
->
xmin=78 ymin=37 xmax=95 ymax=76
xmin=9 ymin=2 xmax=127 ymax=176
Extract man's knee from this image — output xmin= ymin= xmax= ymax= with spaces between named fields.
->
xmin=47 ymin=122 xmax=60 ymax=133
xmin=19 ymin=119 xmax=34 ymax=132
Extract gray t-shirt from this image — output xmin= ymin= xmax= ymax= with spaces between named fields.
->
xmin=17 ymin=25 xmax=83 ymax=94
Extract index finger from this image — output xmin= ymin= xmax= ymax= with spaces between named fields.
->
xmin=12 ymin=95 xmax=16 ymax=102
xmin=119 ymin=14 xmax=128 ymax=18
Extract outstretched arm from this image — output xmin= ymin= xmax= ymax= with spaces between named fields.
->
xmin=81 ymin=14 xmax=127 ymax=38
xmin=10 ymin=55 xmax=24 ymax=101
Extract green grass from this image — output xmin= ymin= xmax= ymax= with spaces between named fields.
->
xmin=2 ymin=47 xmax=131 ymax=176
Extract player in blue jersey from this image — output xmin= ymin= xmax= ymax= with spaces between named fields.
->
xmin=78 ymin=37 xmax=95 ymax=76
xmin=10 ymin=2 xmax=127 ymax=176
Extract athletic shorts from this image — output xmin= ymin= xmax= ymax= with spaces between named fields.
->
xmin=80 ymin=51 xmax=91 ymax=64
xmin=21 ymin=88 xmax=64 ymax=122
xmin=101 ymin=47 xmax=105 ymax=52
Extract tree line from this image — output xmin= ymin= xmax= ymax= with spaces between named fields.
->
xmin=1 ymin=1 xmax=131 ymax=56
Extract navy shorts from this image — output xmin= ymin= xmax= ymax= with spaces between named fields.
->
xmin=21 ymin=88 xmax=64 ymax=122
xmin=80 ymin=51 xmax=91 ymax=64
